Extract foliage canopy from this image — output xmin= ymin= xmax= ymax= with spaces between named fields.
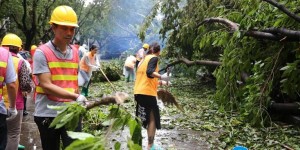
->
xmin=140 ymin=0 xmax=300 ymax=126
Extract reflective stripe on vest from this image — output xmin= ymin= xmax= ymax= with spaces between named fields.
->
xmin=134 ymin=54 xmax=159 ymax=96
xmin=36 ymin=86 xmax=74 ymax=93
xmin=3 ymin=54 xmax=22 ymax=108
xmin=0 ymin=47 xmax=9 ymax=99
xmin=49 ymin=62 xmax=78 ymax=68
xmin=0 ymin=62 xmax=7 ymax=84
xmin=35 ymin=44 xmax=79 ymax=102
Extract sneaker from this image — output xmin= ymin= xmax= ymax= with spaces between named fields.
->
xmin=18 ymin=144 xmax=25 ymax=150
xmin=150 ymin=144 xmax=163 ymax=150
xmin=23 ymin=111 xmax=28 ymax=116
xmin=232 ymin=146 xmax=248 ymax=150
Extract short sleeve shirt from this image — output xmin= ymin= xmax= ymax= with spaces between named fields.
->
xmin=0 ymin=54 xmax=17 ymax=115
xmin=33 ymin=41 xmax=76 ymax=117
xmin=136 ymin=48 xmax=144 ymax=60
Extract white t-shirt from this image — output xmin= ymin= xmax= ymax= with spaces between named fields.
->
xmin=0 ymin=53 xmax=17 ymax=115
xmin=136 ymin=48 xmax=144 ymax=61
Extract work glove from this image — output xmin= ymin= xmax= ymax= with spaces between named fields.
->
xmin=7 ymin=107 xmax=18 ymax=121
xmin=92 ymin=65 xmax=100 ymax=71
xmin=160 ymin=73 xmax=171 ymax=82
xmin=76 ymin=94 xmax=88 ymax=106
xmin=160 ymin=80 xmax=172 ymax=86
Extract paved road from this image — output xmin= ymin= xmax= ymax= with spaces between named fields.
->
xmin=20 ymin=92 xmax=42 ymax=150
xmin=19 ymin=90 xmax=210 ymax=150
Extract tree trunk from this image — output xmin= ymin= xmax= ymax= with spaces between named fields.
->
xmin=269 ymin=102 xmax=300 ymax=115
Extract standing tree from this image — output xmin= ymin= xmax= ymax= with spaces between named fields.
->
xmin=0 ymin=0 xmax=111 ymax=50
xmin=1 ymin=0 xmax=61 ymax=50
xmin=140 ymin=0 xmax=300 ymax=126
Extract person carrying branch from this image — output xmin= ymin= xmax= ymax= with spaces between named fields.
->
xmin=134 ymin=42 xmax=170 ymax=149
xmin=32 ymin=5 xmax=87 ymax=150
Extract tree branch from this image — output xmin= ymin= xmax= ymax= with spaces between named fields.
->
xmin=86 ymin=96 xmax=118 ymax=110
xmin=262 ymin=0 xmax=300 ymax=23
xmin=22 ymin=0 xmax=28 ymax=31
xmin=10 ymin=14 xmax=23 ymax=31
xmin=199 ymin=17 xmax=300 ymax=41
xmin=262 ymin=27 xmax=300 ymax=39
xmin=197 ymin=17 xmax=239 ymax=31
xmin=245 ymin=30 xmax=282 ymax=41
xmin=159 ymin=57 xmax=221 ymax=72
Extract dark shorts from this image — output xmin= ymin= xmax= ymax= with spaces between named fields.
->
xmin=134 ymin=94 xmax=161 ymax=129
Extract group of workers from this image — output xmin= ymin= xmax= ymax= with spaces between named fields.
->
xmin=0 ymin=4 xmax=170 ymax=150
xmin=0 ymin=5 xmax=99 ymax=150
xmin=123 ymin=43 xmax=150 ymax=82
xmin=0 ymin=33 xmax=33 ymax=150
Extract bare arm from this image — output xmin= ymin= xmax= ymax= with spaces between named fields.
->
xmin=151 ymin=72 xmax=161 ymax=78
xmin=6 ymin=82 xmax=17 ymax=108
xmin=37 ymin=72 xmax=79 ymax=100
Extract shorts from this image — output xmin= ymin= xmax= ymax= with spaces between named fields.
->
xmin=134 ymin=94 xmax=161 ymax=129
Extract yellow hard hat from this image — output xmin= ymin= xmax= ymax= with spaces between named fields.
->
xmin=49 ymin=5 xmax=79 ymax=27
xmin=31 ymin=45 xmax=37 ymax=51
xmin=142 ymin=43 xmax=149 ymax=49
xmin=1 ymin=33 xmax=22 ymax=48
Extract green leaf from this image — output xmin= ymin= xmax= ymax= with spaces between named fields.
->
xmin=280 ymin=66 xmax=290 ymax=71
xmin=127 ymin=139 xmax=142 ymax=150
xmin=202 ymin=124 xmax=217 ymax=131
xmin=112 ymin=118 xmax=125 ymax=131
xmin=67 ymin=131 xmax=94 ymax=140
xmin=114 ymin=142 xmax=121 ymax=150
xmin=49 ymin=109 xmax=69 ymax=128
xmin=66 ymin=137 xmax=104 ymax=150
xmin=47 ymin=105 xmax=66 ymax=111
xmin=102 ymin=120 xmax=113 ymax=126
xmin=128 ymin=118 xmax=142 ymax=145
xmin=233 ymin=31 xmax=241 ymax=38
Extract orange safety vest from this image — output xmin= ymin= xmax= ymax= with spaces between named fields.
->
xmin=134 ymin=54 xmax=159 ymax=96
xmin=35 ymin=44 xmax=79 ymax=102
xmin=79 ymin=52 xmax=96 ymax=72
xmin=0 ymin=47 xmax=9 ymax=101
xmin=3 ymin=53 xmax=22 ymax=109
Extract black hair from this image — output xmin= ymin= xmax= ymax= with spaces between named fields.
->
xmin=150 ymin=42 xmax=160 ymax=53
xmin=75 ymin=41 xmax=80 ymax=45
xmin=89 ymin=44 xmax=97 ymax=51
xmin=8 ymin=46 xmax=19 ymax=54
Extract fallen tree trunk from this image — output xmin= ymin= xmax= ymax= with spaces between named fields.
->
xmin=86 ymin=96 xmax=118 ymax=110
xmin=269 ymin=102 xmax=300 ymax=115
xmin=85 ymin=92 xmax=128 ymax=110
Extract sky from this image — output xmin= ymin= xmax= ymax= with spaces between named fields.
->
xmin=84 ymin=0 xmax=93 ymax=6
